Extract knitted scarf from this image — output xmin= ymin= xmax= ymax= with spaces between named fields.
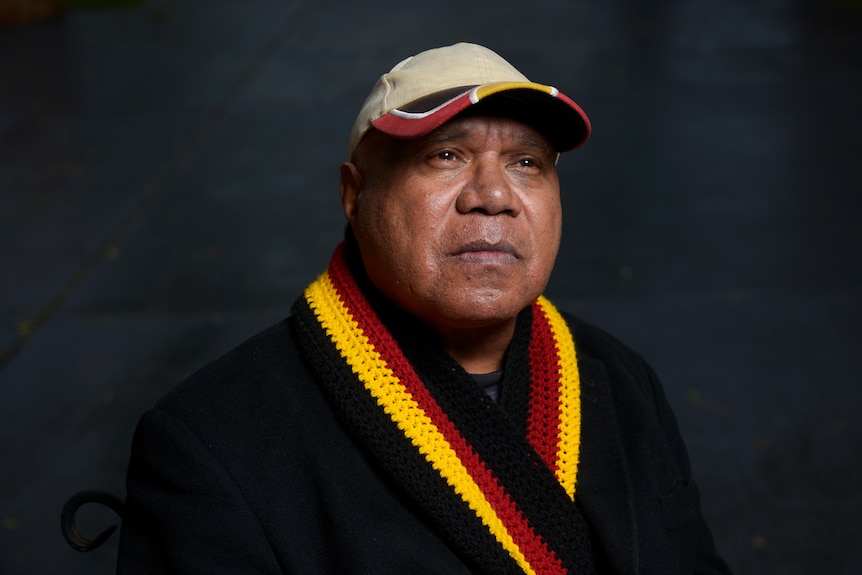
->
xmin=291 ymin=243 xmax=594 ymax=574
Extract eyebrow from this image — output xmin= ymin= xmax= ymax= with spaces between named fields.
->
xmin=414 ymin=129 xmax=469 ymax=148
xmin=516 ymin=131 xmax=555 ymax=157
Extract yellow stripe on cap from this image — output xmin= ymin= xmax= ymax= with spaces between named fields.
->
xmin=472 ymin=81 xmax=558 ymax=104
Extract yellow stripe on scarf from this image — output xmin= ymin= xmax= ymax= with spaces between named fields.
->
xmin=537 ymin=296 xmax=582 ymax=501
xmin=305 ymin=272 xmax=538 ymax=575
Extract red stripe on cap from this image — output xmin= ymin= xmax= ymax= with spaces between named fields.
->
xmin=553 ymin=91 xmax=591 ymax=138
xmin=372 ymin=92 xmax=474 ymax=139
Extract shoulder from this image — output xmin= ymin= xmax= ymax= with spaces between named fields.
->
xmin=560 ymin=311 xmax=670 ymax=421
xmin=562 ymin=312 xmax=655 ymax=381
xmin=147 ymin=317 xmax=318 ymax=433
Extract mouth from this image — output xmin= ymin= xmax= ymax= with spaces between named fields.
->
xmin=451 ymin=240 xmax=520 ymax=263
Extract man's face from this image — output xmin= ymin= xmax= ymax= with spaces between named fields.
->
xmin=341 ymin=114 xmax=562 ymax=334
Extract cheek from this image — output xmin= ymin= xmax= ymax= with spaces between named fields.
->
xmin=550 ymin=210 xmax=563 ymax=249
xmin=526 ymin=196 xmax=562 ymax=280
xmin=356 ymin=192 xmax=438 ymax=289
xmin=397 ymin=186 xmax=454 ymax=245
xmin=531 ymin=194 xmax=562 ymax=241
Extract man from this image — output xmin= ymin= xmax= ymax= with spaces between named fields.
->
xmin=117 ymin=43 xmax=730 ymax=574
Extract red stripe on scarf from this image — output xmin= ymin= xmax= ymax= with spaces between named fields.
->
xmin=527 ymin=301 xmax=564 ymax=475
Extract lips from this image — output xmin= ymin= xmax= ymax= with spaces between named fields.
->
xmin=451 ymin=240 xmax=520 ymax=262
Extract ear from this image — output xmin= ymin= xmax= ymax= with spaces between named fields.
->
xmin=340 ymin=161 xmax=363 ymax=226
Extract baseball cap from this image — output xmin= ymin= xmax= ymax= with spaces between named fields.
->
xmin=348 ymin=42 xmax=591 ymax=157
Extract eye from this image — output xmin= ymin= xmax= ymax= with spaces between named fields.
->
xmin=425 ymin=148 xmax=463 ymax=169
xmin=512 ymin=156 xmax=543 ymax=172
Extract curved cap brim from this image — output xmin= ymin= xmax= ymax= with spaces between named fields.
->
xmin=371 ymin=81 xmax=591 ymax=152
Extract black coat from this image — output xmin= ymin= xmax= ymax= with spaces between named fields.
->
xmin=116 ymin=315 xmax=731 ymax=574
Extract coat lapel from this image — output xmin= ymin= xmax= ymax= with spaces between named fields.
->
xmin=575 ymin=354 xmax=640 ymax=574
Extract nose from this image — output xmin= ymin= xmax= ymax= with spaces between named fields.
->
xmin=455 ymin=157 xmax=523 ymax=217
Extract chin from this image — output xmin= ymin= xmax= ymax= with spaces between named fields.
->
xmin=433 ymin=297 xmax=530 ymax=328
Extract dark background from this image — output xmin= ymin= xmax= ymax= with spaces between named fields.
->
xmin=1 ymin=0 xmax=860 ymax=573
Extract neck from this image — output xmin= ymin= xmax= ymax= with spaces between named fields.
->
xmin=437 ymin=319 xmax=517 ymax=374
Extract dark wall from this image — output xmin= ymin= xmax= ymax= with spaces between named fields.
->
xmin=1 ymin=1 xmax=860 ymax=573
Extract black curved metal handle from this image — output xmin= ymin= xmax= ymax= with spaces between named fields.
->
xmin=61 ymin=490 xmax=125 ymax=552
